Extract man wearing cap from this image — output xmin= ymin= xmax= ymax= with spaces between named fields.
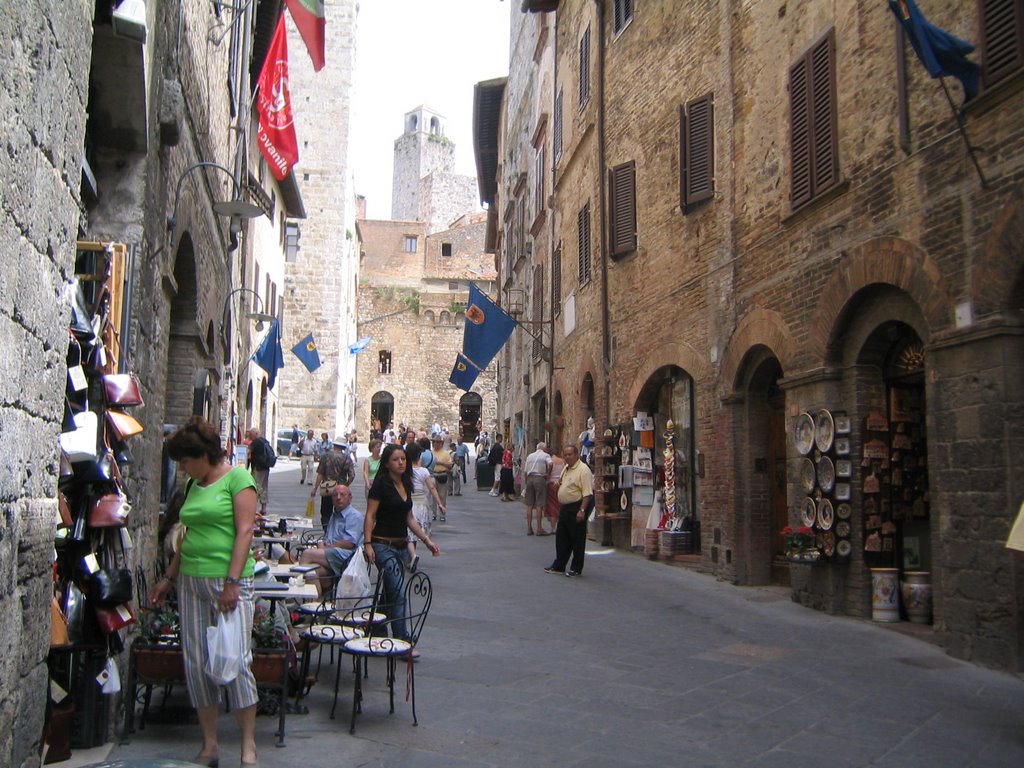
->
xmin=311 ymin=439 xmax=355 ymax=529
xmin=430 ymin=433 xmax=453 ymax=522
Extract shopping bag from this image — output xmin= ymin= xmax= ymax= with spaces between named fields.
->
xmin=205 ymin=608 xmax=247 ymax=685
xmin=335 ymin=545 xmax=371 ymax=612
xmin=305 ymin=497 xmax=315 ymax=519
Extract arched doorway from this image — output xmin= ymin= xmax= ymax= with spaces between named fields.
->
xmin=734 ymin=347 xmax=785 ymax=584
xmin=165 ymin=234 xmax=200 ymax=429
xmin=459 ymin=391 xmax=482 ymax=442
xmin=371 ymin=391 xmax=395 ymax=438
xmin=632 ymin=366 xmax=698 ymax=549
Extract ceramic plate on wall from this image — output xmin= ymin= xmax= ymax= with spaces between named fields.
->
xmin=817 ymin=498 xmax=835 ymax=531
xmin=817 ymin=456 xmax=835 ymax=493
xmin=800 ymin=458 xmax=816 ymax=492
xmin=801 ymin=497 xmax=817 ymax=528
xmin=835 ymin=483 xmax=851 ymax=501
xmin=795 ymin=412 xmax=815 ymax=455
xmin=815 ymin=409 xmax=835 ymax=453
xmin=836 ymin=539 xmax=852 ymax=557
xmin=836 ymin=520 xmax=851 ymax=538
xmin=837 ymin=502 xmax=852 ymax=519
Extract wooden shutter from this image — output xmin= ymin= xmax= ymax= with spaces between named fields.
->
xmin=981 ymin=0 xmax=1024 ymax=87
xmin=577 ymin=204 xmax=591 ymax=285
xmin=681 ymin=92 xmax=714 ymax=209
xmin=532 ymin=265 xmax=544 ymax=360
xmin=552 ymin=245 xmax=562 ymax=316
xmin=579 ymin=26 xmax=591 ymax=109
xmin=789 ymin=29 xmax=837 ymax=208
xmin=609 ymin=161 xmax=637 ymax=258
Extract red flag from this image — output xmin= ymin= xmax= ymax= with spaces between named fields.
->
xmin=285 ymin=0 xmax=326 ymax=72
xmin=256 ymin=15 xmax=299 ymax=181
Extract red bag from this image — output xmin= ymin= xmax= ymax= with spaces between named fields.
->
xmin=88 ymin=491 xmax=131 ymax=528
xmin=93 ymin=602 xmax=135 ymax=634
xmin=102 ymin=373 xmax=144 ymax=407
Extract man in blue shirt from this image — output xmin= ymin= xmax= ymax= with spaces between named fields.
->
xmin=453 ymin=441 xmax=469 ymax=495
xmin=298 ymin=485 xmax=364 ymax=593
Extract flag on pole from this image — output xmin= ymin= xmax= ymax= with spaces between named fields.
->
xmin=285 ymin=0 xmax=326 ymax=72
xmin=252 ymin=318 xmax=285 ymax=389
xmin=449 ymin=353 xmax=482 ymax=392
xmin=348 ymin=337 xmax=372 ymax=356
xmin=291 ymin=333 xmax=322 ymax=372
xmin=256 ymin=15 xmax=299 ymax=180
xmin=462 ymin=283 xmax=516 ymax=370
xmin=888 ymin=0 xmax=980 ymax=102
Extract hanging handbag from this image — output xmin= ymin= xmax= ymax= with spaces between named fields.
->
xmin=85 ymin=529 xmax=134 ymax=604
xmin=50 ymin=598 xmax=70 ymax=647
xmin=102 ymin=373 xmax=144 ymax=407
xmin=92 ymin=602 xmax=136 ymax=634
xmin=57 ymin=492 xmax=72 ymax=528
xmin=88 ymin=489 xmax=131 ymax=528
xmin=59 ymin=411 xmax=99 ymax=463
xmin=106 ymin=410 xmax=144 ymax=439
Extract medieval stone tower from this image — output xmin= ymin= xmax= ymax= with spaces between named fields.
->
xmin=391 ymin=106 xmax=478 ymax=233
xmin=277 ymin=0 xmax=360 ymax=437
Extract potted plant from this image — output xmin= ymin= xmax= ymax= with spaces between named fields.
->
xmin=250 ymin=605 xmax=289 ymax=684
xmin=133 ymin=604 xmax=185 ymax=681
xmin=781 ymin=525 xmax=820 ymax=562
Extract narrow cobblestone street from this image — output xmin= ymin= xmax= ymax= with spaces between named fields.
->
xmin=96 ymin=460 xmax=1024 ymax=768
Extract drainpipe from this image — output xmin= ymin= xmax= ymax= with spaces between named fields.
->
xmin=594 ymin=0 xmax=611 ymax=429
xmin=547 ymin=11 xmax=559 ymax=444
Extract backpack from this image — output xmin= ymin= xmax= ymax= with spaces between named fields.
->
xmin=420 ymin=449 xmax=435 ymax=473
xmin=251 ymin=437 xmax=277 ymax=470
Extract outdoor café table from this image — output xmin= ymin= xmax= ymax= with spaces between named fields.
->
xmin=267 ymin=563 xmax=317 ymax=580
xmin=254 ymin=582 xmax=318 ymax=620
xmin=253 ymin=533 xmax=297 ymax=554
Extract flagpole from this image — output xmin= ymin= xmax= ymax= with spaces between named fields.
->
xmin=938 ymin=77 xmax=988 ymax=189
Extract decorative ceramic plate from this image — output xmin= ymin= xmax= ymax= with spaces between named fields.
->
xmin=817 ymin=456 xmax=835 ymax=493
xmin=822 ymin=531 xmax=836 ymax=556
xmin=817 ymin=498 xmax=835 ymax=531
xmin=836 ymin=539 xmax=852 ymax=557
xmin=835 ymin=483 xmax=851 ymax=501
xmin=836 ymin=520 xmax=851 ymax=538
xmin=800 ymin=458 xmax=816 ymax=493
xmin=795 ymin=412 xmax=815 ymax=455
xmin=834 ymin=414 xmax=851 ymax=434
xmin=815 ymin=409 xmax=835 ymax=453
xmin=620 ymin=491 xmax=628 ymax=511
xmin=835 ymin=459 xmax=852 ymax=478
xmin=835 ymin=437 xmax=851 ymax=456
xmin=801 ymin=497 xmax=817 ymax=528
xmin=836 ymin=502 xmax=852 ymax=519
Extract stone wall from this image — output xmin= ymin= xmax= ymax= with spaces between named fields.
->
xmin=0 ymin=4 xmax=92 ymax=765
xmin=417 ymin=171 xmax=480 ymax=233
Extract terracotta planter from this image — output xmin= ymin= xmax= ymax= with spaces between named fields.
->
xmin=251 ymin=649 xmax=288 ymax=684
xmin=133 ymin=645 xmax=186 ymax=681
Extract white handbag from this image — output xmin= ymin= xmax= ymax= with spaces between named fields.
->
xmin=59 ymin=411 xmax=99 ymax=463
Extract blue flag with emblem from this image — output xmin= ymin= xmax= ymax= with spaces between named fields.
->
xmin=291 ymin=333 xmax=322 ymax=373
xmin=449 ymin=352 xmax=482 ymax=391
xmin=348 ymin=336 xmax=372 ymax=356
xmin=462 ymin=283 xmax=516 ymax=370
xmin=888 ymin=0 xmax=980 ymax=102
xmin=252 ymin=318 xmax=285 ymax=389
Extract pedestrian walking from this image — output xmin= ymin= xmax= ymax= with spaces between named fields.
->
xmin=148 ymin=416 xmax=260 ymax=768
xmin=405 ymin=443 xmax=445 ymax=571
xmin=298 ymin=429 xmax=317 ymax=485
xmin=523 ymin=441 xmax=553 ymax=535
xmin=244 ymin=427 xmax=275 ymax=517
xmin=361 ymin=438 xmax=383 ymax=499
xmin=487 ymin=433 xmax=505 ymax=497
xmin=544 ymin=444 xmax=594 ymax=577
xmin=430 ymin=433 xmax=453 ymax=521
xmin=311 ymin=439 xmax=355 ymax=530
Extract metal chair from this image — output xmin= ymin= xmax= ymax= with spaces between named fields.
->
xmin=341 ymin=566 xmax=432 ymax=733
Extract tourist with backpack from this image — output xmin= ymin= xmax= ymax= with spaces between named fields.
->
xmin=245 ymin=428 xmax=276 ymax=516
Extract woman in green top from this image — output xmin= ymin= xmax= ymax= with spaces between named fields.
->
xmin=148 ymin=416 xmax=259 ymax=768
xmin=362 ymin=438 xmax=383 ymax=498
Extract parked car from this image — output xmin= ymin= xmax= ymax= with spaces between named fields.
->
xmin=276 ymin=428 xmax=296 ymax=457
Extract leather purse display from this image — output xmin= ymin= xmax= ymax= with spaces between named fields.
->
xmin=88 ymin=491 xmax=131 ymax=528
xmin=87 ymin=567 xmax=133 ymax=605
xmin=59 ymin=411 xmax=99 ymax=463
xmin=92 ymin=602 xmax=135 ymax=634
xmin=102 ymin=373 xmax=144 ymax=407
xmin=105 ymin=410 xmax=144 ymax=439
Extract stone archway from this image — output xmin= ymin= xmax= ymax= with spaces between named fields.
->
xmin=165 ymin=233 xmax=200 ymax=429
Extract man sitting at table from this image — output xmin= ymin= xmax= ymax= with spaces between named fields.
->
xmin=298 ymin=484 xmax=364 ymax=594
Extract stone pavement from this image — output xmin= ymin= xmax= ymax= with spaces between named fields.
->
xmin=92 ymin=458 xmax=1024 ymax=768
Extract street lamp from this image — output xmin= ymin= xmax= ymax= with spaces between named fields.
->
xmin=505 ymin=286 xmax=552 ymax=361
xmin=167 ymin=161 xmax=263 ymax=242
xmin=221 ymin=287 xmax=276 ymax=340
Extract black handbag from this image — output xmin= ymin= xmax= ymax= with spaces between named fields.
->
xmin=85 ymin=531 xmax=133 ymax=605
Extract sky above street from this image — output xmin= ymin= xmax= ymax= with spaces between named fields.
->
xmin=351 ymin=0 xmax=512 ymax=220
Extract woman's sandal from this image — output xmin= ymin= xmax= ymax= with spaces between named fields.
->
xmin=193 ymin=754 xmax=219 ymax=768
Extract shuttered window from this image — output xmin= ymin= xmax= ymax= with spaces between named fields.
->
xmin=579 ymin=26 xmax=591 ymax=110
xmin=534 ymin=143 xmax=545 ymax=219
xmin=577 ymin=204 xmax=591 ymax=286
xmin=553 ymin=89 xmax=564 ymax=164
xmin=981 ymin=0 xmax=1024 ymax=87
xmin=552 ymin=244 xmax=562 ymax=317
xmin=789 ymin=30 xmax=839 ymax=209
xmin=532 ymin=265 xmax=544 ymax=361
xmin=609 ymin=161 xmax=637 ymax=258
xmin=613 ymin=0 xmax=634 ymax=34
xmin=679 ymin=92 xmax=715 ymax=210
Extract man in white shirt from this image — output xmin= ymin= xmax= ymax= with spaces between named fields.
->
xmin=298 ymin=429 xmax=317 ymax=485
xmin=523 ymin=441 xmax=553 ymax=536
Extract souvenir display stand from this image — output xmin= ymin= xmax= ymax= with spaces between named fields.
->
xmin=793 ymin=409 xmax=853 ymax=564
xmin=49 ymin=242 xmax=142 ymax=758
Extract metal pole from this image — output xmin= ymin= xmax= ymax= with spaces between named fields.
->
xmin=938 ymin=78 xmax=988 ymax=189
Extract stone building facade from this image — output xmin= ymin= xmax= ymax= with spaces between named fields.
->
xmin=355 ymin=215 xmax=497 ymax=436
xmin=0 ymin=1 xmax=318 ymax=763
xmin=508 ymin=0 xmax=1024 ymax=672
xmin=276 ymin=0 xmax=360 ymax=440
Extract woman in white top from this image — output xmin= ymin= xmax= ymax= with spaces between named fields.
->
xmin=405 ymin=443 xmax=445 ymax=572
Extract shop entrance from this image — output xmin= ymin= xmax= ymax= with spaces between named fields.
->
xmin=459 ymin=392 xmax=482 ymax=442
xmin=371 ymin=391 xmax=394 ymax=438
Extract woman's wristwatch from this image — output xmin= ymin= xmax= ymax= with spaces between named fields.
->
xmin=224 ymin=577 xmax=242 ymax=585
